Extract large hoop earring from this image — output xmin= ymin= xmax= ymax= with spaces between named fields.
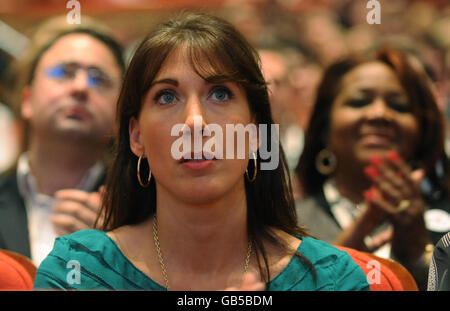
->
xmin=245 ymin=152 xmax=258 ymax=182
xmin=137 ymin=154 xmax=152 ymax=188
xmin=315 ymin=149 xmax=337 ymax=175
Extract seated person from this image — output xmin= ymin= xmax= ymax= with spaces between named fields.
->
xmin=33 ymin=12 xmax=369 ymax=291
xmin=295 ymin=47 xmax=450 ymax=290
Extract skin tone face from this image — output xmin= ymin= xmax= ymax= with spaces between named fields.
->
xmin=129 ymin=47 xmax=255 ymax=206
xmin=22 ymin=33 xmax=122 ymax=145
xmin=328 ymin=61 xmax=421 ymax=171
xmin=113 ymin=48 xmax=300 ymax=291
xmin=259 ymin=50 xmax=290 ymax=124
xmin=327 ymin=62 xmax=431 ymax=261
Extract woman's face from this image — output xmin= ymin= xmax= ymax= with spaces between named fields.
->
xmin=129 ymin=48 xmax=255 ymax=205
xmin=327 ymin=61 xmax=421 ymax=169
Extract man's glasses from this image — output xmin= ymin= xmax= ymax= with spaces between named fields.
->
xmin=45 ymin=62 xmax=117 ymax=92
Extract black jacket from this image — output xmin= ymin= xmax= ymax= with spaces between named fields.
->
xmin=428 ymin=232 xmax=450 ymax=291
xmin=0 ymin=170 xmax=30 ymax=257
xmin=0 ymin=168 xmax=105 ymax=259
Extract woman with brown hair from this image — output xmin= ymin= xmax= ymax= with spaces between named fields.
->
xmin=295 ymin=46 xmax=450 ymax=289
xmin=33 ymin=12 xmax=368 ymax=291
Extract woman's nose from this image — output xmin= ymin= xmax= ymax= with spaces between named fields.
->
xmin=366 ymin=97 xmax=393 ymax=121
xmin=183 ymin=95 xmax=207 ymax=137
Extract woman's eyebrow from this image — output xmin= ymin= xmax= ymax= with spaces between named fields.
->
xmin=150 ymin=78 xmax=178 ymax=87
xmin=204 ymin=74 xmax=233 ymax=84
xmin=149 ymin=76 xmax=235 ymax=89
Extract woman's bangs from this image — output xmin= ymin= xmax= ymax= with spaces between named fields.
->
xmin=186 ymin=39 xmax=244 ymax=85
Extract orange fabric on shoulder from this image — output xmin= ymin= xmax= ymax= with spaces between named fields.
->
xmin=0 ymin=250 xmax=37 ymax=291
xmin=335 ymin=245 xmax=418 ymax=291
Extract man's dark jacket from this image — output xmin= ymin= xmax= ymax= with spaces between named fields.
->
xmin=0 ymin=168 xmax=105 ymax=258
xmin=0 ymin=170 xmax=30 ymax=257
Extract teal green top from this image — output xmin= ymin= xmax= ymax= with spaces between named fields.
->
xmin=33 ymin=229 xmax=370 ymax=291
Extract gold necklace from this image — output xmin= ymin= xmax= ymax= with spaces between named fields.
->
xmin=152 ymin=215 xmax=252 ymax=291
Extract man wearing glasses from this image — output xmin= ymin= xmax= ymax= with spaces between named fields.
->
xmin=0 ymin=20 xmax=125 ymax=267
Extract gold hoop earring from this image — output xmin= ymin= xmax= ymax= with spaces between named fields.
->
xmin=315 ymin=149 xmax=337 ymax=175
xmin=137 ymin=154 xmax=152 ymax=188
xmin=245 ymin=152 xmax=258 ymax=182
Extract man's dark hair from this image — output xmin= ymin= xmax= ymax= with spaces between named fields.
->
xmin=26 ymin=27 xmax=125 ymax=85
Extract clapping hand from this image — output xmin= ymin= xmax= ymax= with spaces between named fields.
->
xmin=51 ymin=188 xmax=104 ymax=236
xmin=363 ymin=151 xmax=429 ymax=264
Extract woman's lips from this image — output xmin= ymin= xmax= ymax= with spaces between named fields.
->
xmin=179 ymin=152 xmax=217 ymax=170
xmin=180 ymin=159 xmax=216 ymax=170
xmin=360 ymin=133 xmax=394 ymax=146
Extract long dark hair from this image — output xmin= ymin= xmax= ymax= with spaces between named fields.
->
xmin=296 ymin=47 xmax=449 ymax=200
xmin=97 ymin=12 xmax=313 ymax=283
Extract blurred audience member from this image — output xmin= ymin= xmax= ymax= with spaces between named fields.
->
xmin=0 ymin=103 xmax=20 ymax=173
xmin=0 ymin=48 xmax=21 ymax=174
xmin=297 ymin=9 xmax=349 ymax=66
xmin=0 ymin=17 xmax=124 ymax=266
xmin=427 ymin=232 xmax=450 ymax=291
xmin=258 ymin=43 xmax=321 ymax=171
xmin=295 ymin=47 xmax=450 ymax=290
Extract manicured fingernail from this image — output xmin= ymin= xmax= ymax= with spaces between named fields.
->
xmin=363 ymin=187 xmax=377 ymax=200
xmin=386 ymin=151 xmax=401 ymax=163
xmin=364 ymin=165 xmax=380 ymax=179
xmin=369 ymin=155 xmax=383 ymax=167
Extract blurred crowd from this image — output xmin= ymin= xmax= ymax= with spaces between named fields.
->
xmin=221 ymin=0 xmax=450 ymax=172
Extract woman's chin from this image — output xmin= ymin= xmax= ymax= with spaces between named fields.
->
xmin=170 ymin=183 xmax=226 ymax=204
xmin=356 ymin=148 xmax=398 ymax=162
xmin=157 ymin=173 xmax=245 ymax=206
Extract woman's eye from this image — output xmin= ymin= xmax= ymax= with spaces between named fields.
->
xmin=347 ymin=98 xmax=369 ymax=108
xmin=210 ymin=86 xmax=233 ymax=102
xmin=388 ymin=101 xmax=411 ymax=113
xmin=154 ymin=90 xmax=177 ymax=105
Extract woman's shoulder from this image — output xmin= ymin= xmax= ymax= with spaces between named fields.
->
xmin=33 ymin=229 xmax=139 ymax=290
xmin=37 ymin=229 xmax=110 ymax=259
xmin=269 ymin=236 xmax=370 ymax=291
xmin=295 ymin=193 xmax=341 ymax=243
xmin=59 ymin=228 xmax=109 ymax=244
xmin=44 ymin=229 xmax=113 ymax=261
xmin=301 ymin=237 xmax=370 ymax=290
xmin=299 ymin=237 xmax=353 ymax=266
